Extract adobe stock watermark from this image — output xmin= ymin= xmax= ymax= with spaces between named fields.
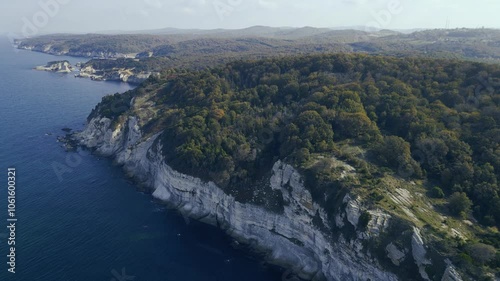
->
xmin=281 ymin=268 xmax=301 ymax=281
xmin=51 ymin=149 xmax=85 ymax=182
xmin=443 ymin=71 xmax=500 ymax=141
xmin=398 ymin=71 xmax=499 ymax=179
xmin=7 ymin=0 xmax=71 ymax=52
xmin=119 ymin=0 xmax=164 ymax=21
xmin=212 ymin=0 xmax=243 ymax=21
xmin=281 ymin=257 xmax=319 ymax=281
xmin=365 ymin=0 xmax=403 ymax=32
xmin=110 ymin=268 xmax=135 ymax=281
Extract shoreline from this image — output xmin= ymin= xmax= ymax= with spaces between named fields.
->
xmin=68 ymin=115 xmax=401 ymax=281
xmin=19 ymin=47 xmax=153 ymax=85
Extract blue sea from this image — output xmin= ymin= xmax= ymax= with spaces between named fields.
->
xmin=0 ymin=37 xmax=281 ymax=281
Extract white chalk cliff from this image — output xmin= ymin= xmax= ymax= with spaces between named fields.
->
xmin=76 ymin=65 xmax=156 ymax=84
xmin=34 ymin=60 xmax=74 ymax=73
xmin=73 ymin=114 xmax=462 ymax=281
xmin=19 ymin=44 xmax=134 ymax=59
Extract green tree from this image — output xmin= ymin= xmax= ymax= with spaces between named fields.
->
xmin=430 ymin=186 xmax=445 ymax=198
xmin=449 ymin=192 xmax=472 ymax=218
xmin=466 ymin=243 xmax=496 ymax=264
xmin=374 ymin=136 xmax=422 ymax=178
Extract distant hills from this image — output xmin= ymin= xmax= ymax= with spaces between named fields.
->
xmin=15 ymin=26 xmax=500 ymax=65
xmin=93 ymin=25 xmax=425 ymax=35
xmin=15 ymin=26 xmax=500 ymax=87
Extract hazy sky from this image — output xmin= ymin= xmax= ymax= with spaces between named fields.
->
xmin=1 ymin=0 xmax=499 ymax=36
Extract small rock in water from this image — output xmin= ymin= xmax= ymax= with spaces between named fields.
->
xmin=57 ymin=134 xmax=78 ymax=151
xmin=230 ymin=240 xmax=240 ymax=249
xmin=62 ymin=127 xmax=72 ymax=133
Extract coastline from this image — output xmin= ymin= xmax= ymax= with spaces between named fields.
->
xmin=20 ymin=47 xmax=154 ymax=85
xmin=70 ymin=115 xmax=405 ymax=281
xmin=42 ymin=47 xmax=467 ymax=281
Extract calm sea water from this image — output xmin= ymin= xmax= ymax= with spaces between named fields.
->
xmin=0 ymin=38 xmax=281 ymax=281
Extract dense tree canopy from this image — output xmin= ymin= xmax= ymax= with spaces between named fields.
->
xmin=108 ymin=53 xmax=499 ymax=228
xmin=92 ymin=53 xmax=500 ymax=279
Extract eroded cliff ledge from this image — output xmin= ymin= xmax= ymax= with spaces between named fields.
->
xmin=34 ymin=60 xmax=74 ymax=73
xmin=71 ymin=114 xmax=462 ymax=281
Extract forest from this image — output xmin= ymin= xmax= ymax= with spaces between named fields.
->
xmin=93 ymin=53 xmax=500 ymax=279
xmin=17 ymin=28 xmax=500 ymax=64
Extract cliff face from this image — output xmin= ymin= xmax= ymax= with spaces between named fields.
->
xmin=18 ymin=44 xmax=135 ymax=59
xmin=73 ymin=115 xmax=462 ymax=281
xmin=34 ymin=60 xmax=74 ymax=73
xmin=76 ymin=65 xmax=156 ymax=84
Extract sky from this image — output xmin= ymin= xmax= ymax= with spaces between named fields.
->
xmin=1 ymin=0 xmax=499 ymax=37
